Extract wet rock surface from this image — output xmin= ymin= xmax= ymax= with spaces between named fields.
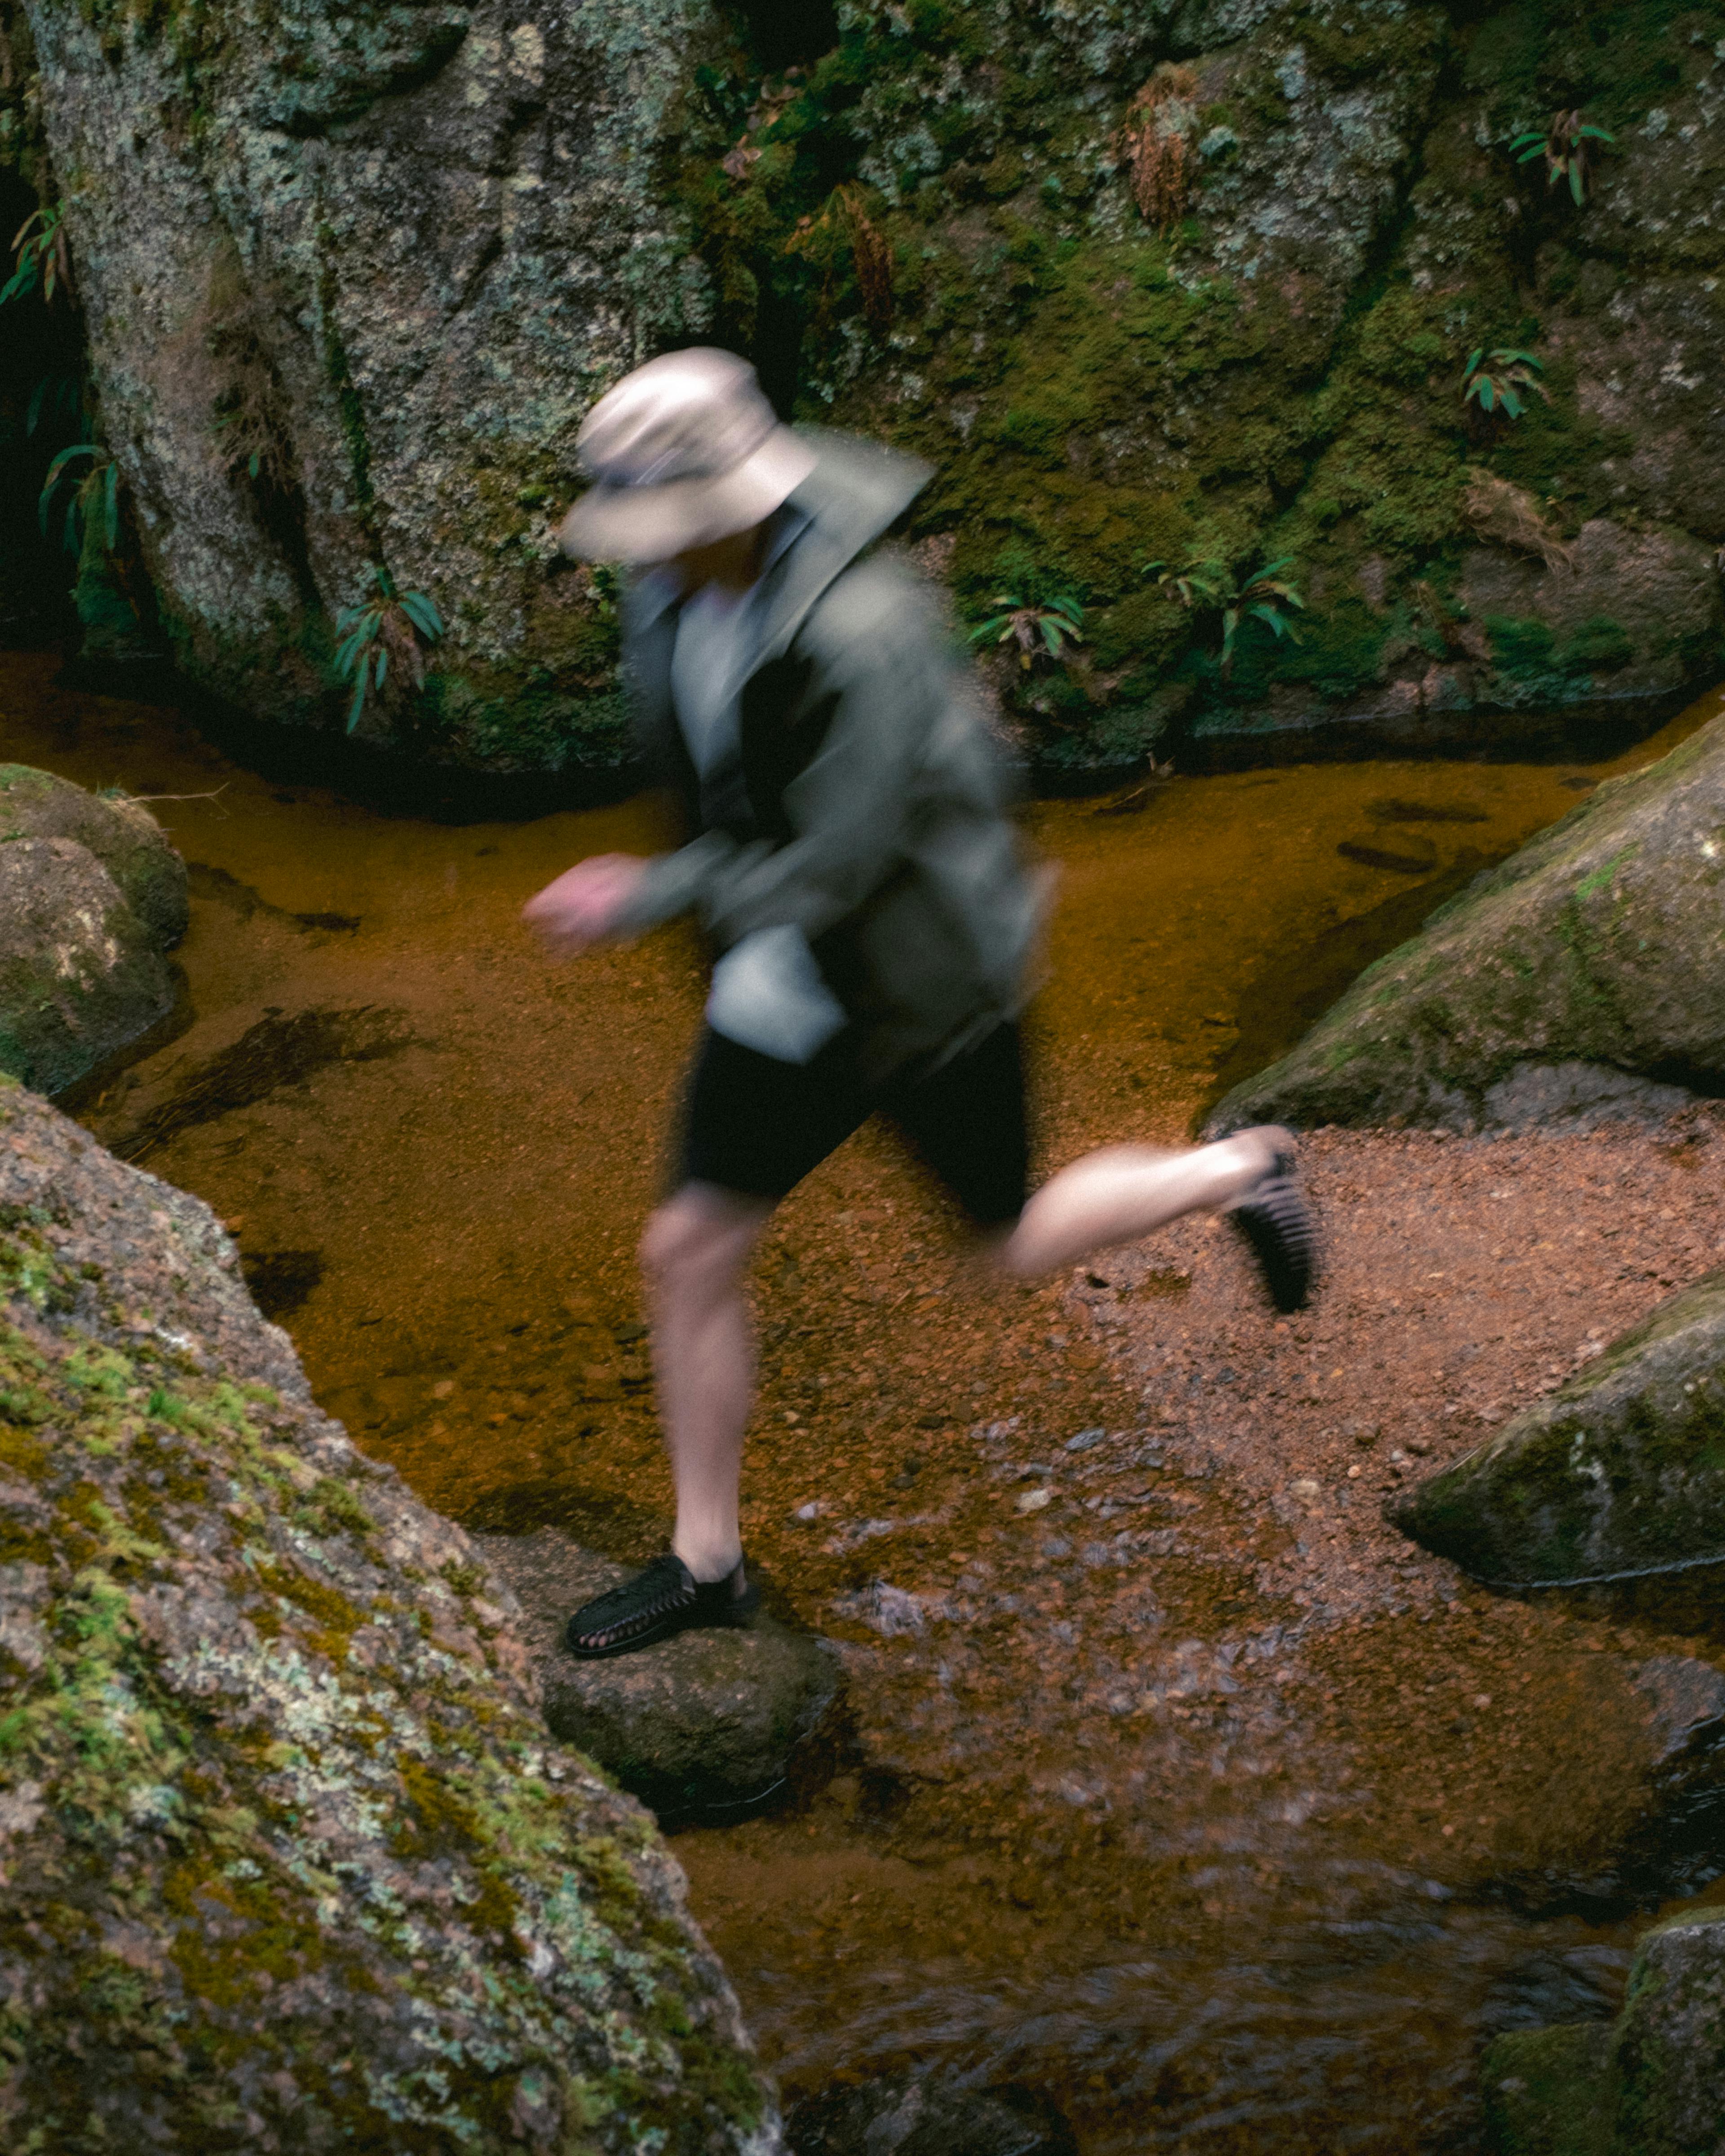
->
xmin=784 ymin=2076 xmax=1077 ymax=2156
xmin=1482 ymin=1906 xmax=1725 ymax=2156
xmin=0 ymin=1080 xmax=779 ymax=2155
xmin=1210 ymin=711 xmax=1725 ymax=1134
xmin=479 ymin=1528 xmax=845 ymax=1823
xmin=1397 ymin=1269 xmax=1725 ymax=1588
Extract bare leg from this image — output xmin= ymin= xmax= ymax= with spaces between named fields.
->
xmin=638 ymin=1180 xmax=776 ymax=1581
xmin=1000 ymin=1125 xmax=1288 ymax=1279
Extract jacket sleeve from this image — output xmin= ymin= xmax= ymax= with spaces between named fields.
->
xmin=609 ymin=564 xmax=949 ymax=948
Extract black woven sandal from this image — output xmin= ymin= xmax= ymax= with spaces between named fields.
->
xmin=564 ymin=1552 xmax=759 ymax=1661
xmin=1225 ymin=1131 xmax=1318 ymax=1314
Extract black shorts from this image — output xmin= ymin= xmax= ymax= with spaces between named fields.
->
xmin=677 ymin=1020 xmax=1029 ymax=1228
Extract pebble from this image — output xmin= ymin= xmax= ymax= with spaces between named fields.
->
xmin=1016 ymin=1487 xmax=1053 ymax=1514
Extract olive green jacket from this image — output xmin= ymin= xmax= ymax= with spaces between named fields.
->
xmin=611 ymin=433 xmax=1044 ymax=1081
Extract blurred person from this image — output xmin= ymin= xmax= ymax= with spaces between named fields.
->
xmin=525 ymin=349 xmax=1316 ymax=1659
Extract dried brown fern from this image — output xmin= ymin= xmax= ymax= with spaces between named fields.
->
xmin=840 ymin=188 xmax=895 ymax=332
xmin=1462 ymin=470 xmax=1575 ymax=571
xmin=786 ymin=184 xmax=895 ymax=335
xmin=1121 ymin=63 xmax=1200 ymax=234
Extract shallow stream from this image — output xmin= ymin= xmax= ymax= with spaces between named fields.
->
xmin=7 ymin=649 xmax=1725 ymax=2152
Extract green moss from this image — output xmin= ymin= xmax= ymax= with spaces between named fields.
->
xmin=1481 ymin=2021 xmax=1614 ymax=2156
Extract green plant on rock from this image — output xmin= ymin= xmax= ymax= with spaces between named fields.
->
xmin=1144 ymin=557 xmax=1228 ymax=611
xmin=1 ymin=202 xmax=71 ymax=307
xmin=1511 ymin=111 xmax=1615 ymax=205
xmin=970 ymin=582 xmax=1086 ymax=670
xmin=333 ymin=565 xmax=445 ymax=734
xmin=38 ymin=442 xmax=118 ymax=557
xmin=1461 ymin=346 xmax=1547 ymax=425
xmin=1146 ymin=554 xmax=1304 ymax=678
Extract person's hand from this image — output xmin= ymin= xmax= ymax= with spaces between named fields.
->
xmin=521 ymin=854 xmax=648 ymax=954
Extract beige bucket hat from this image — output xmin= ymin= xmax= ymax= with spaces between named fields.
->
xmin=558 ymin=348 xmax=818 ymax=563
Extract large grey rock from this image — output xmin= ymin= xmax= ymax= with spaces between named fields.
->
xmin=1483 ymin=1908 xmax=1725 ymax=2156
xmin=18 ymin=0 xmax=728 ymax=769
xmin=0 ymin=764 xmax=188 ymax=946
xmin=0 ymin=1078 xmax=780 ymax=2155
xmin=481 ymin=1528 xmax=844 ymax=1823
xmin=1395 ymin=1270 xmax=1725 ymax=1586
xmin=0 ymin=836 xmax=174 ymax=1094
xmin=1209 ymin=711 xmax=1725 ymax=1135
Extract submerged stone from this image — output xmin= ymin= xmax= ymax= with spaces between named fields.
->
xmin=1482 ymin=1908 xmax=1725 ymax=2156
xmin=0 ymin=1079 xmax=780 ymax=2154
xmin=1210 ymin=711 xmax=1725 ymax=1134
xmin=1394 ymin=1270 xmax=1725 ymax=1587
xmin=481 ymin=1529 xmax=845 ymax=1824
xmin=785 ymin=2075 xmax=1078 ymax=2156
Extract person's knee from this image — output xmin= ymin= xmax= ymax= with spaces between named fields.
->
xmin=639 ymin=1188 xmax=763 ymax=1296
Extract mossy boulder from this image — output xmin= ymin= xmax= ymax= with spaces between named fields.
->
xmin=0 ymin=765 xmax=188 ymax=1096
xmin=0 ymin=1078 xmax=781 ymax=2154
xmin=0 ymin=838 xmax=174 ymax=1096
xmin=0 ymin=765 xmax=187 ymax=945
xmin=1208 ymin=709 xmax=1725 ymax=1135
xmin=1483 ymin=1907 xmax=1725 ymax=2156
xmin=481 ymin=1529 xmax=845 ymax=1825
xmin=1395 ymin=1270 xmax=1725 ymax=1589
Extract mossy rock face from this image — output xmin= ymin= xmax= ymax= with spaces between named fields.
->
xmin=0 ymin=765 xmax=188 ymax=947
xmin=1395 ymin=1269 xmax=1725 ymax=1588
xmin=0 ymin=1079 xmax=781 ymax=2154
xmin=1208 ymin=708 xmax=1725 ymax=1135
xmin=16 ymin=0 xmax=1725 ymax=773
xmin=0 ymin=837 xmax=173 ymax=1096
xmin=1482 ymin=1909 xmax=1725 ymax=2156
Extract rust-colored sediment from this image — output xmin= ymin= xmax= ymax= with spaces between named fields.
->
xmin=7 ymin=649 xmax=1725 ymax=2150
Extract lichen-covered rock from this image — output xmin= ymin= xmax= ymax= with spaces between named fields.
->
xmin=1482 ymin=1908 xmax=1725 ymax=2156
xmin=0 ymin=1078 xmax=781 ymax=2155
xmin=1395 ymin=1269 xmax=1725 ymax=1588
xmin=9 ymin=0 xmax=1724 ymax=774
xmin=0 ymin=764 xmax=188 ymax=946
xmin=0 ymin=836 xmax=174 ymax=1096
xmin=482 ymin=1529 xmax=844 ymax=1824
xmin=1207 ymin=709 xmax=1725 ymax=1135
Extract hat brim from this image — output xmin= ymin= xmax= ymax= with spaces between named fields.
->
xmin=559 ymin=425 xmax=818 ymax=563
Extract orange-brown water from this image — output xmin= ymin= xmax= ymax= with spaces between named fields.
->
xmin=7 ymin=650 xmax=1725 ymax=2150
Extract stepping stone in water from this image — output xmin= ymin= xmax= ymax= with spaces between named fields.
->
xmin=478 ymin=1526 xmax=845 ymax=1824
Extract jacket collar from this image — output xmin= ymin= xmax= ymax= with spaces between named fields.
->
xmin=623 ymin=429 xmax=930 ymax=653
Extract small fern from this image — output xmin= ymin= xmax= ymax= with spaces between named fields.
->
xmin=333 ymin=566 xmax=445 ymax=734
